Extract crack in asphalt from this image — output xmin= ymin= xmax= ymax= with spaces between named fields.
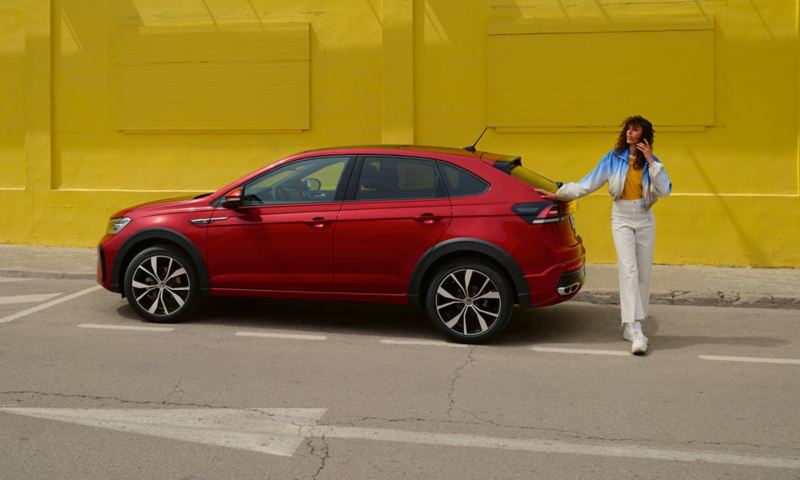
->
xmin=306 ymin=431 xmax=330 ymax=480
xmin=446 ymin=347 xmax=475 ymax=418
xmin=0 ymin=390 xmax=291 ymax=420
xmin=163 ymin=375 xmax=186 ymax=404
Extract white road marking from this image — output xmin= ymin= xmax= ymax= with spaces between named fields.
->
xmin=2 ymin=407 xmax=799 ymax=469
xmin=0 ymin=293 xmax=62 ymax=305
xmin=532 ymin=346 xmax=629 ymax=357
xmin=0 ymin=285 xmax=102 ymax=324
xmin=235 ymin=331 xmax=327 ymax=341
xmin=0 ymin=408 xmax=325 ymax=457
xmin=0 ymin=277 xmax=31 ymax=283
xmin=700 ymin=355 xmax=800 ymax=366
xmin=78 ymin=324 xmax=175 ymax=333
xmin=381 ymin=338 xmax=468 ymax=348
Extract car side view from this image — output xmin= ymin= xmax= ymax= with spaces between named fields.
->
xmin=97 ymin=146 xmax=586 ymax=343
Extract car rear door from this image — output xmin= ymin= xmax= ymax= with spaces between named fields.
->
xmin=333 ymin=155 xmax=452 ymax=295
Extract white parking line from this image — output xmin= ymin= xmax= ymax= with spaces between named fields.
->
xmin=381 ymin=339 xmax=468 ymax=348
xmin=699 ymin=355 xmax=800 ymax=365
xmin=78 ymin=324 xmax=175 ymax=333
xmin=0 ymin=277 xmax=31 ymax=283
xmin=0 ymin=293 xmax=62 ymax=305
xmin=0 ymin=285 xmax=102 ymax=324
xmin=532 ymin=346 xmax=629 ymax=357
xmin=235 ymin=331 xmax=327 ymax=341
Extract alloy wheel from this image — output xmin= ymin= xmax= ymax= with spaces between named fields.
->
xmin=435 ymin=268 xmax=502 ymax=336
xmin=130 ymin=255 xmax=191 ymax=317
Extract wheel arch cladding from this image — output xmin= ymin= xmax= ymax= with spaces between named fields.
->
xmin=408 ymin=238 xmax=531 ymax=308
xmin=112 ymin=228 xmax=210 ymax=295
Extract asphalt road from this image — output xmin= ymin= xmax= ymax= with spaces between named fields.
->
xmin=1 ymin=277 xmax=798 ymax=479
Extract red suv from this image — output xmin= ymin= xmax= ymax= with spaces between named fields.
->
xmin=97 ymin=146 xmax=585 ymax=343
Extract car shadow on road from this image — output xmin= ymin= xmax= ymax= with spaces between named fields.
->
xmin=115 ymin=298 xmax=788 ymax=350
xmin=165 ymin=296 xmax=438 ymax=339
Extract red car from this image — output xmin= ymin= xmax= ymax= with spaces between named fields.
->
xmin=97 ymin=146 xmax=585 ymax=343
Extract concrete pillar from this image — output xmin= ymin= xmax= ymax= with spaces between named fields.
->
xmin=24 ymin=0 xmax=52 ymax=191
xmin=381 ymin=0 xmax=415 ymax=144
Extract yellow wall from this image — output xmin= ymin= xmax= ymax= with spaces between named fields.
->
xmin=1 ymin=0 xmax=798 ymax=267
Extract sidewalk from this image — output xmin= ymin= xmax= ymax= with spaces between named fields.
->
xmin=1 ymin=244 xmax=798 ymax=309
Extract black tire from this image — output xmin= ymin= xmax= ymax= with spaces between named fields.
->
xmin=424 ymin=259 xmax=514 ymax=344
xmin=123 ymin=245 xmax=199 ymax=323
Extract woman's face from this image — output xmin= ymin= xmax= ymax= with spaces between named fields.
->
xmin=625 ymin=124 xmax=643 ymax=145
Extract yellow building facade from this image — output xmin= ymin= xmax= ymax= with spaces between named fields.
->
xmin=1 ymin=0 xmax=798 ymax=267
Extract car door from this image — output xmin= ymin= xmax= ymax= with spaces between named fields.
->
xmin=333 ymin=155 xmax=452 ymax=294
xmin=205 ymin=155 xmax=353 ymax=292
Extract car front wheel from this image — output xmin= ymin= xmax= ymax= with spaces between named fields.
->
xmin=425 ymin=260 xmax=513 ymax=344
xmin=123 ymin=245 xmax=198 ymax=323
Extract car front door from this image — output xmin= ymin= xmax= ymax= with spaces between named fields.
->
xmin=206 ymin=155 xmax=353 ymax=292
xmin=334 ymin=155 xmax=451 ymax=295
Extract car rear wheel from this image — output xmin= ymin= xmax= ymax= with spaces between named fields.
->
xmin=123 ymin=245 xmax=198 ymax=323
xmin=425 ymin=260 xmax=513 ymax=344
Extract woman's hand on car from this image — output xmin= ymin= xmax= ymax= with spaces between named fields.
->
xmin=534 ymin=188 xmax=558 ymax=201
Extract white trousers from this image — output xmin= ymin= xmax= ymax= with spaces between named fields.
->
xmin=611 ymin=199 xmax=656 ymax=325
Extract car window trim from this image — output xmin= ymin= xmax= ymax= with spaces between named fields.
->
xmin=216 ymin=155 xmax=354 ymax=208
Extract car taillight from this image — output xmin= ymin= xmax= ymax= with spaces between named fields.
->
xmin=512 ymin=202 xmax=567 ymax=224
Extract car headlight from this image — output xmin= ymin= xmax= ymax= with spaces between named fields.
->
xmin=106 ymin=217 xmax=132 ymax=235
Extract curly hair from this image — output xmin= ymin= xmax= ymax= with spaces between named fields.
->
xmin=614 ymin=115 xmax=654 ymax=170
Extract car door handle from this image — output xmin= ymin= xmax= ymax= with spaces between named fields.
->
xmin=307 ymin=217 xmax=332 ymax=229
xmin=414 ymin=213 xmax=441 ymax=225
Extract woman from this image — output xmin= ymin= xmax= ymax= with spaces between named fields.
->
xmin=536 ymin=115 xmax=672 ymax=355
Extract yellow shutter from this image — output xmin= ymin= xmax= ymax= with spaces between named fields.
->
xmin=113 ymin=23 xmax=310 ymax=131
xmin=488 ymin=16 xmax=714 ymax=129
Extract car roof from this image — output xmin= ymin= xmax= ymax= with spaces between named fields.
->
xmin=296 ymin=145 xmax=519 ymax=163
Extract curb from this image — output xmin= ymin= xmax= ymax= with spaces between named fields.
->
xmin=0 ymin=269 xmax=96 ymax=281
xmin=574 ymin=289 xmax=800 ymax=310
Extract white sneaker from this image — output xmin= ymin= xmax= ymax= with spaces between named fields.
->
xmin=622 ymin=323 xmax=649 ymax=355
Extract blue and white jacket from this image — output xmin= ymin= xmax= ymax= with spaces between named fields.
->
xmin=555 ymin=149 xmax=672 ymax=210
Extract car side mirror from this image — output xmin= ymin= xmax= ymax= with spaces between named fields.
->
xmin=221 ymin=187 xmax=243 ymax=209
xmin=304 ymin=177 xmax=322 ymax=192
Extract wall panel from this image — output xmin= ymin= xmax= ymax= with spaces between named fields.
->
xmin=113 ymin=24 xmax=310 ymax=131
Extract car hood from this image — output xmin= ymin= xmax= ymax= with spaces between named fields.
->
xmin=110 ymin=194 xmax=212 ymax=218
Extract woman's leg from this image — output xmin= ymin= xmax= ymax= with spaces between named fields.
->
xmin=634 ymin=212 xmax=656 ymax=320
xmin=611 ymin=214 xmax=641 ymax=325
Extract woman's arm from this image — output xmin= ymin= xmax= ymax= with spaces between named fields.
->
xmin=639 ymin=140 xmax=672 ymax=197
xmin=648 ymin=155 xmax=672 ymax=197
xmin=554 ymin=153 xmax=612 ymax=201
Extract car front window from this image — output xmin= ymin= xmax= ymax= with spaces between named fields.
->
xmin=242 ymin=156 xmax=350 ymax=205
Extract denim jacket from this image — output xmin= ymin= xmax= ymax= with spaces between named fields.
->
xmin=555 ymin=149 xmax=672 ymax=210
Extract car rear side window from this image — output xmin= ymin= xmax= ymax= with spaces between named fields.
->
xmin=356 ymin=156 xmax=445 ymax=201
xmin=437 ymin=162 xmax=489 ymax=197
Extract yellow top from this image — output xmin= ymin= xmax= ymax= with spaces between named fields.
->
xmin=621 ymin=156 xmax=644 ymax=200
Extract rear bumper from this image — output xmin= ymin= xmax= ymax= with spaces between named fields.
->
xmin=556 ymin=265 xmax=585 ymax=296
xmin=524 ymin=261 xmax=585 ymax=308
